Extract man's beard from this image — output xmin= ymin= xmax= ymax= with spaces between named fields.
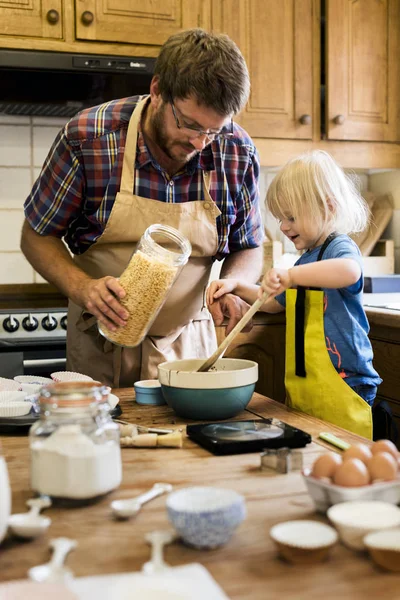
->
xmin=151 ymin=102 xmax=197 ymax=163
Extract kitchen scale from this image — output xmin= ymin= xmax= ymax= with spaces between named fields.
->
xmin=186 ymin=418 xmax=312 ymax=456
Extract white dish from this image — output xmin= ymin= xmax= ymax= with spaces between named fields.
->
xmin=327 ymin=501 xmax=400 ymax=550
xmin=302 ymin=467 xmax=400 ymax=512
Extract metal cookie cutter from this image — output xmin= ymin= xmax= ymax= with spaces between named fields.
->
xmin=260 ymin=447 xmax=303 ymax=474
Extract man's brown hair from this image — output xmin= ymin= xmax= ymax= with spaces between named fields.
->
xmin=154 ymin=28 xmax=250 ymax=116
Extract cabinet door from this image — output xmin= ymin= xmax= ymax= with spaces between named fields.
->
xmin=0 ymin=0 xmax=63 ymax=38
xmin=212 ymin=0 xmax=313 ymax=139
xmin=327 ymin=0 xmax=400 ymax=142
xmin=75 ymin=0 xmax=206 ymax=45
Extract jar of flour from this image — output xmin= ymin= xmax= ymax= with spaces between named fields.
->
xmin=29 ymin=381 xmax=121 ymax=504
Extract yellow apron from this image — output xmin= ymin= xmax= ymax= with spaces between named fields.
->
xmin=66 ymin=98 xmax=220 ymax=387
xmin=285 ymin=239 xmax=372 ymax=439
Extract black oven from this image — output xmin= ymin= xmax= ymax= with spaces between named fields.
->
xmin=0 ymin=308 xmax=67 ymax=379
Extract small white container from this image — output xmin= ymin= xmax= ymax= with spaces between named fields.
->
xmin=270 ymin=520 xmax=338 ymax=563
xmin=327 ymin=501 xmax=400 ymax=550
xmin=302 ymin=468 xmax=400 ymax=513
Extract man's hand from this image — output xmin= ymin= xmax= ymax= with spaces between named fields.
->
xmin=78 ymin=276 xmax=129 ymax=331
xmin=208 ymin=293 xmax=253 ymax=335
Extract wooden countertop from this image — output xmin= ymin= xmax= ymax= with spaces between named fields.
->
xmin=0 ymin=392 xmax=396 ymax=599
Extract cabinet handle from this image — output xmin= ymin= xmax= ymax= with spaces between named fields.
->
xmin=299 ymin=114 xmax=311 ymax=125
xmin=46 ymin=9 xmax=60 ymax=24
xmin=81 ymin=11 xmax=94 ymax=26
xmin=333 ymin=114 xmax=345 ymax=125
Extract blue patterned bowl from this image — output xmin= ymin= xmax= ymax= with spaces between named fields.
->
xmin=166 ymin=486 xmax=246 ymax=549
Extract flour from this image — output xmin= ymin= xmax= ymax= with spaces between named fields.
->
xmin=30 ymin=425 xmax=122 ymax=499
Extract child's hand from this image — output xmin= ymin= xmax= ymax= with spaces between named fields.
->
xmin=206 ymin=279 xmax=238 ymax=306
xmin=259 ymin=268 xmax=292 ymax=298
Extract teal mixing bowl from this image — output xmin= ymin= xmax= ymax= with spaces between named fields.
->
xmin=157 ymin=358 xmax=258 ymax=420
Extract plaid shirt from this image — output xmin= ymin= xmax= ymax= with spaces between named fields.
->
xmin=24 ymin=96 xmax=263 ymax=256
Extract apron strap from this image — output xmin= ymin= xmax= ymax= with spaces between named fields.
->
xmin=295 ymin=232 xmax=338 ymax=377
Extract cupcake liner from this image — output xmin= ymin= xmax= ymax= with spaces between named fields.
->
xmin=14 ymin=375 xmax=53 ymax=385
xmin=0 ymin=401 xmax=32 ymax=417
xmin=51 ymin=371 xmax=94 ymax=383
xmin=270 ymin=520 xmax=338 ymax=549
xmin=0 ymin=391 xmax=28 ymax=403
xmin=0 ymin=377 xmax=22 ymax=391
xmin=364 ymin=528 xmax=400 ymax=550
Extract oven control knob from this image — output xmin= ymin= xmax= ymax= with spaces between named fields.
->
xmin=3 ymin=316 xmax=20 ymax=333
xmin=60 ymin=315 xmax=68 ymax=330
xmin=22 ymin=315 xmax=39 ymax=332
xmin=42 ymin=315 xmax=57 ymax=331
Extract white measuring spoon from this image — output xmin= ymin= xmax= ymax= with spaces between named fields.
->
xmin=142 ymin=530 xmax=176 ymax=574
xmin=111 ymin=482 xmax=173 ymax=519
xmin=8 ymin=496 xmax=52 ymax=539
xmin=28 ymin=537 xmax=77 ymax=583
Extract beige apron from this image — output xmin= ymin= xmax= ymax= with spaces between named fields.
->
xmin=67 ymin=98 xmax=220 ymax=387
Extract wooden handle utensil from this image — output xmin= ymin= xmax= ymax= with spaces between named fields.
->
xmin=197 ymin=291 xmax=270 ymax=372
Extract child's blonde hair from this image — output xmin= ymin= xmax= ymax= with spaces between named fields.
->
xmin=266 ymin=150 xmax=369 ymax=235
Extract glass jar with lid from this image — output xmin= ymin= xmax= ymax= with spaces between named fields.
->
xmin=98 ymin=223 xmax=192 ymax=347
xmin=29 ymin=381 xmax=122 ymax=504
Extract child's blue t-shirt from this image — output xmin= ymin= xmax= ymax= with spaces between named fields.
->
xmin=275 ymin=234 xmax=382 ymax=389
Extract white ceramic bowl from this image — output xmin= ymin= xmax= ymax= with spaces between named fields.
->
xmin=158 ymin=358 xmax=258 ymax=420
xmin=302 ymin=468 xmax=400 ymax=513
xmin=51 ymin=371 xmax=94 ymax=383
xmin=327 ymin=501 xmax=400 ymax=550
xmin=166 ymin=486 xmax=246 ymax=549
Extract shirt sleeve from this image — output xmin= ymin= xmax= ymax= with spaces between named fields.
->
xmin=323 ymin=236 xmax=364 ymax=295
xmin=24 ymin=127 xmax=84 ymax=238
xmin=227 ymin=146 xmax=264 ymax=252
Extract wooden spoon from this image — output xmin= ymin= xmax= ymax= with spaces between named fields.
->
xmin=197 ymin=291 xmax=270 ymax=372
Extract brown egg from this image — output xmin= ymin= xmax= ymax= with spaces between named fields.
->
xmin=371 ymin=439 xmax=399 ymax=460
xmin=368 ymin=451 xmax=398 ymax=482
xmin=333 ymin=458 xmax=371 ymax=487
xmin=311 ymin=453 xmax=342 ymax=480
xmin=342 ymin=443 xmax=372 ymax=465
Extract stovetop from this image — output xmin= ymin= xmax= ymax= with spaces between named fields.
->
xmin=0 ymin=308 xmax=67 ymax=342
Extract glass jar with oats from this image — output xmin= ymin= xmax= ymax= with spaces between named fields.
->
xmin=98 ymin=224 xmax=192 ymax=347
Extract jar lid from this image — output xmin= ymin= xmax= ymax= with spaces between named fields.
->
xmin=39 ymin=381 xmax=108 ymax=408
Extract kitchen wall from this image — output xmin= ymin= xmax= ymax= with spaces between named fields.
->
xmin=0 ymin=114 xmax=399 ymax=285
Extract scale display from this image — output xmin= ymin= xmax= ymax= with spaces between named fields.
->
xmin=186 ymin=419 xmax=312 ymax=455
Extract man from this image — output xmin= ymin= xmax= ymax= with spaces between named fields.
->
xmin=21 ymin=28 xmax=264 ymax=387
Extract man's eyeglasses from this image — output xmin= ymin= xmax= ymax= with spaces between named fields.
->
xmin=170 ymin=98 xmax=234 ymax=141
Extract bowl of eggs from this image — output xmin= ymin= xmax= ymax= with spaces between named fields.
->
xmin=303 ymin=439 xmax=400 ymax=512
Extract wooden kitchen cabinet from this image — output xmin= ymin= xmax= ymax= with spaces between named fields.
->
xmin=212 ymin=0 xmax=314 ymax=140
xmin=215 ymin=312 xmax=286 ymax=403
xmin=0 ymin=0 xmax=63 ymax=39
xmin=326 ymin=0 xmax=400 ymax=142
xmin=75 ymin=0 xmax=207 ymax=46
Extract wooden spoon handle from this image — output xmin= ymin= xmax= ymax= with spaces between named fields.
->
xmin=197 ymin=291 xmax=270 ymax=372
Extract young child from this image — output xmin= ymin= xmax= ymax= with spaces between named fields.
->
xmin=207 ymin=150 xmax=381 ymax=439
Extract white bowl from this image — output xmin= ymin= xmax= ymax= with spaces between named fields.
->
xmin=0 ymin=377 xmax=21 ymax=391
xmin=51 ymin=371 xmax=94 ymax=382
xmin=302 ymin=468 xmax=400 ymax=512
xmin=327 ymin=501 xmax=400 ymax=550
xmin=166 ymin=486 xmax=246 ymax=549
